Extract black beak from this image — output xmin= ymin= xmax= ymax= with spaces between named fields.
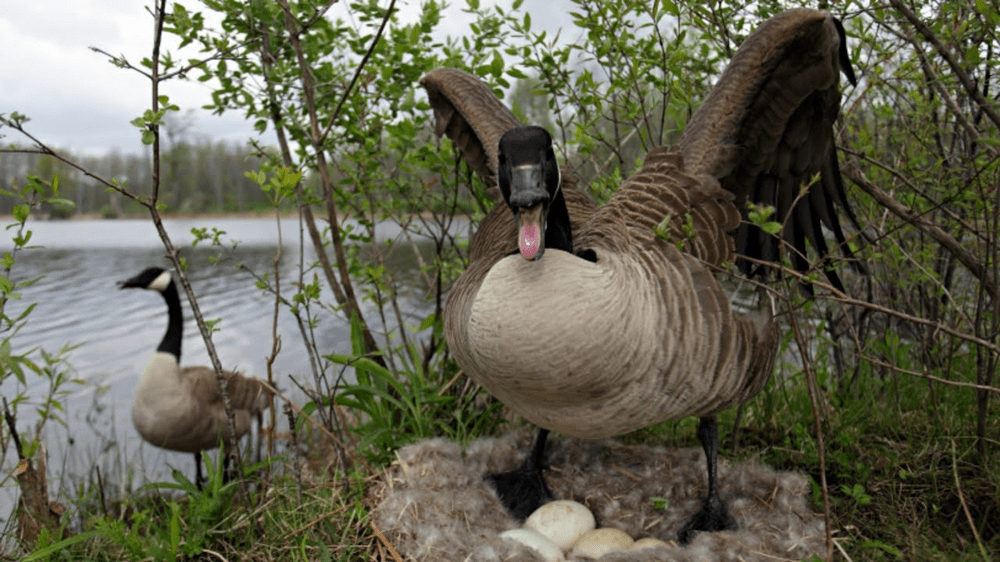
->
xmin=509 ymin=164 xmax=549 ymax=261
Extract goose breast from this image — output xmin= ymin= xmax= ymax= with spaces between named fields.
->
xmin=461 ymin=248 xmax=766 ymax=439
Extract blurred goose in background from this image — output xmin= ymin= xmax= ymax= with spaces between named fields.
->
xmin=425 ymin=8 xmax=859 ymax=543
xmin=119 ymin=266 xmax=271 ymax=487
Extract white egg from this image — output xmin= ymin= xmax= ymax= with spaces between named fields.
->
xmin=500 ymin=528 xmax=565 ymax=562
xmin=569 ymin=528 xmax=634 ymax=559
xmin=524 ymin=500 xmax=596 ymax=551
xmin=631 ymin=537 xmax=672 ymax=550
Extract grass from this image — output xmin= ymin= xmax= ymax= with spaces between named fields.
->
xmin=14 ymin=445 xmax=376 ymax=562
xmin=4 ymin=336 xmax=998 ymax=561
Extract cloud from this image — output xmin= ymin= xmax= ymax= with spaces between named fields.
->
xmin=1 ymin=1 xmax=572 ymax=157
xmin=0 ymin=0 xmax=254 ymax=155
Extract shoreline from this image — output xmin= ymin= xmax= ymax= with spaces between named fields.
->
xmin=9 ymin=210 xmax=305 ymax=222
xmin=10 ymin=208 xmax=470 ymax=223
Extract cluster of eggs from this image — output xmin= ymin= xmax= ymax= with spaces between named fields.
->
xmin=500 ymin=500 xmax=671 ymax=560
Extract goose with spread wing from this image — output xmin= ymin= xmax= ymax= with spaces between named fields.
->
xmin=424 ymin=8 xmax=858 ymax=543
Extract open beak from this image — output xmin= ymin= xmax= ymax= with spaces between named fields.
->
xmin=517 ymin=203 xmax=545 ymax=260
xmin=509 ymin=164 xmax=548 ymax=261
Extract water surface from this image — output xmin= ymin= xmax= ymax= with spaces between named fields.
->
xmin=0 ymin=216 xmax=439 ymax=524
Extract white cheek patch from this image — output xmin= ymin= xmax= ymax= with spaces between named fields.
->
xmin=149 ymin=270 xmax=173 ymax=292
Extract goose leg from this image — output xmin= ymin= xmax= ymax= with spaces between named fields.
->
xmin=677 ymin=416 xmax=736 ymax=544
xmin=222 ymin=442 xmax=236 ymax=483
xmin=194 ymin=451 xmax=204 ymax=490
xmin=486 ymin=428 xmax=552 ymax=519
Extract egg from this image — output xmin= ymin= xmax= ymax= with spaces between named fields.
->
xmin=500 ymin=528 xmax=565 ymax=562
xmin=631 ymin=537 xmax=672 ymax=550
xmin=569 ymin=528 xmax=634 ymax=559
xmin=524 ymin=500 xmax=596 ymax=551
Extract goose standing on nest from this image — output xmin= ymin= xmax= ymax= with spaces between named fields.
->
xmin=120 ymin=266 xmax=271 ymax=487
xmin=424 ymin=8 xmax=860 ymax=544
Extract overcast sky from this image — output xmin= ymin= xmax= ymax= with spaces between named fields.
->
xmin=0 ymin=1 xmax=569 ymax=157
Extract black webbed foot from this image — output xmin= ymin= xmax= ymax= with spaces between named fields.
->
xmin=486 ymin=463 xmax=553 ymax=519
xmin=485 ymin=428 xmax=552 ymax=519
xmin=677 ymin=493 xmax=736 ymax=544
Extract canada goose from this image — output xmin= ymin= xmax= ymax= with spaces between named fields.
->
xmin=119 ymin=266 xmax=270 ymax=486
xmin=425 ymin=8 xmax=859 ymax=543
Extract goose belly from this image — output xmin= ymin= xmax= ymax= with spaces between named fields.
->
xmin=464 ymin=250 xmax=744 ymax=439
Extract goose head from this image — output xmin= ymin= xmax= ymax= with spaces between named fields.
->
xmin=119 ymin=266 xmax=173 ymax=293
xmin=498 ymin=126 xmax=568 ymax=261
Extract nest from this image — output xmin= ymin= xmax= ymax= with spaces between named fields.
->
xmin=370 ymin=432 xmax=826 ymax=561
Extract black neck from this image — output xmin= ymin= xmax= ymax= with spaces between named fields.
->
xmin=545 ymin=187 xmax=573 ymax=254
xmin=157 ymin=281 xmax=183 ymax=359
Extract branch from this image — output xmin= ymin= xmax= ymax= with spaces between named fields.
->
xmin=276 ymin=0 xmax=388 ymax=362
xmin=319 ymin=0 xmax=397 ymax=144
xmin=143 ymin=0 xmax=249 ymax=491
xmin=90 ymin=39 xmax=256 ymax=84
xmin=842 ymin=164 xmax=998 ymax=298
xmin=2 ymin=397 xmax=23 ymax=460
xmin=728 ymin=256 xmax=1000 ymax=356
xmin=889 ymin=0 xmax=1000 ymax=132
xmin=0 ymin=118 xmax=145 ymax=205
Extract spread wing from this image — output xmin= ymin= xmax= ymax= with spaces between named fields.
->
xmin=679 ymin=8 xmax=862 ymax=290
xmin=419 ymin=68 xmax=522 ymax=188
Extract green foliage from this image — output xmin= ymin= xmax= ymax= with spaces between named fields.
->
xmin=331 ymin=311 xmax=504 ymax=464
xmin=6 ymin=0 xmax=1000 ymax=559
xmin=244 ymin=165 xmax=302 ymax=207
xmin=0 ymin=174 xmax=81 ymax=465
xmin=129 ymin=96 xmax=180 ymax=146
xmin=746 ymin=202 xmax=782 ymax=235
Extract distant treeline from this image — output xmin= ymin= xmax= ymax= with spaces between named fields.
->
xmin=0 ymin=140 xmax=270 ymax=217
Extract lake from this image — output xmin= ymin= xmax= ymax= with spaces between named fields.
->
xmin=0 ymin=216 xmax=444 ymax=525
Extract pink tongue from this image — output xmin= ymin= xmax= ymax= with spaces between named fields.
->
xmin=519 ymin=224 xmax=541 ymax=260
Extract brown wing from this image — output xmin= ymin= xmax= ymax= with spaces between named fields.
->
xmin=419 ymin=68 xmax=522 ymax=188
xmin=182 ymin=366 xmax=271 ymax=415
xmin=680 ymin=8 xmax=860 ymax=290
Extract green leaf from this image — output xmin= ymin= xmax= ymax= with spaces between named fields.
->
xmin=489 ymin=50 xmax=504 ymax=77
xmin=761 ymin=221 xmax=782 ymax=235
xmin=416 ymin=313 xmax=437 ymax=332
xmin=12 ymin=204 xmax=29 ymax=224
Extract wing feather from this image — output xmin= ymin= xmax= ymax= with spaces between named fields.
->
xmin=419 ymin=68 xmax=522 ymax=187
xmin=680 ymin=8 xmax=861 ymax=290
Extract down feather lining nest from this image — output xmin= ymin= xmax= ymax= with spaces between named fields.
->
xmin=369 ymin=432 xmax=825 ymax=561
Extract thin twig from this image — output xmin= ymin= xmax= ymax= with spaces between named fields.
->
xmin=284 ymin=403 xmax=302 ymax=508
xmin=436 ymin=370 xmax=465 ymax=397
xmin=274 ymin=0 xmax=387 ymax=364
xmin=833 ymin=538 xmax=854 ymax=562
xmin=95 ymin=466 xmax=109 ymax=519
xmin=785 ymin=291 xmax=835 ymax=558
xmin=2 ymin=397 xmax=22 ymax=460
xmin=951 ymin=440 xmax=989 ymax=560
xmin=842 ymin=165 xmax=997 ymax=298
xmin=371 ymin=521 xmax=404 ymax=562
xmin=318 ymin=0 xmax=398 ymax=144
xmin=889 ymin=0 xmax=1000 ymax=132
